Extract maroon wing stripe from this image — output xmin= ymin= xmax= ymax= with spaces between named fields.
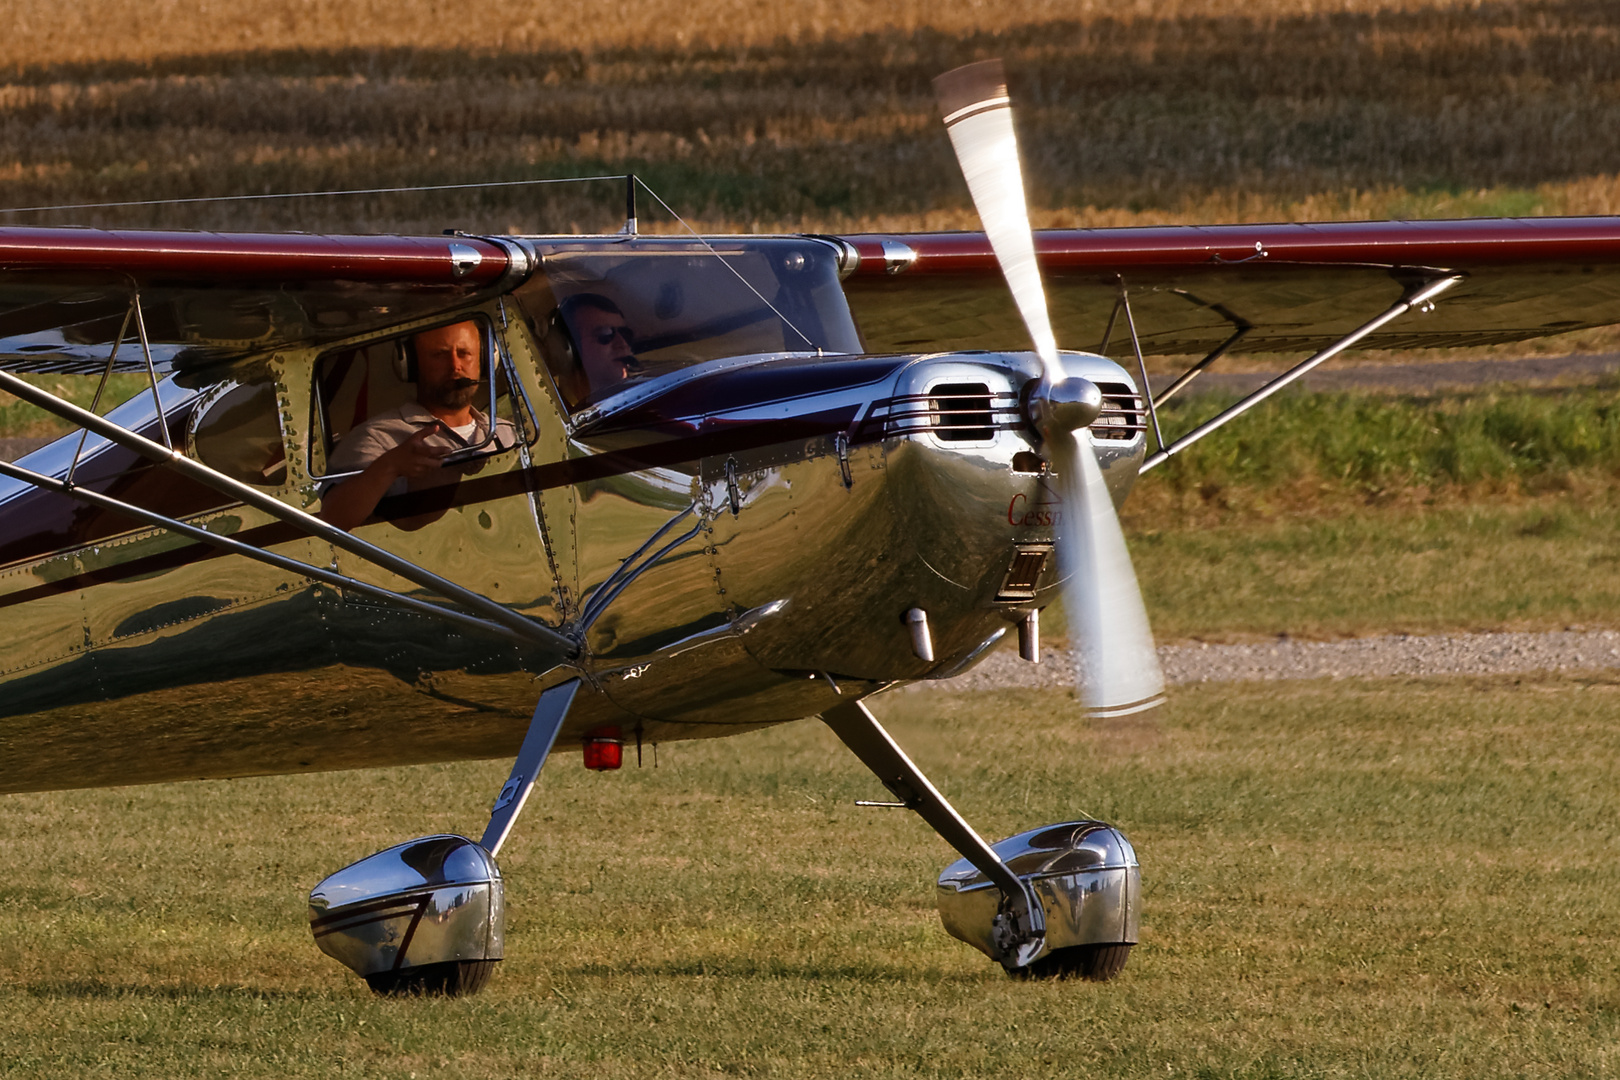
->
xmin=839 ymin=218 xmax=1620 ymax=276
xmin=0 ymin=228 xmax=512 ymax=286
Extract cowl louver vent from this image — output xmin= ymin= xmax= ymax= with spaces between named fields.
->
xmin=1090 ymin=382 xmax=1146 ymax=441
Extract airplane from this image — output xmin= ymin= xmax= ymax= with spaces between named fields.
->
xmin=3 ymin=59 xmax=1620 ymax=996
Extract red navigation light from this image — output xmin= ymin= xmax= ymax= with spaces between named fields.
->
xmin=582 ymin=728 xmax=623 ymax=771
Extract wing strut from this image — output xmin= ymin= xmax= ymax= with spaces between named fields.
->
xmin=1112 ymin=281 xmax=1166 ymax=451
xmin=1140 ymin=274 xmax=1465 ymax=473
xmin=67 ymin=297 xmax=136 ymax=486
xmin=1148 ymin=289 xmax=1255 ymax=408
xmin=0 ymin=457 xmax=539 ymax=647
xmin=823 ymin=698 xmax=1048 ymax=970
xmin=0 ymin=367 xmax=579 ymax=658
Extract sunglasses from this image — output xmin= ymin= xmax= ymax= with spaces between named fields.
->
xmin=590 ymin=324 xmax=635 ymax=347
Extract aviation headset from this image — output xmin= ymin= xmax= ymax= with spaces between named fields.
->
xmin=391 ymin=320 xmax=486 ymax=384
xmin=551 ymin=293 xmax=642 ymax=373
xmin=392 ymin=336 xmax=420 ymax=383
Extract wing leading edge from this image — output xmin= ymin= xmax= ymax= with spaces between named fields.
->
xmin=836 ymin=217 xmax=1620 ymax=357
xmin=0 ymin=228 xmax=533 ymax=375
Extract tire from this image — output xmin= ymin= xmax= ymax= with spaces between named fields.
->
xmin=365 ymin=959 xmax=499 ymax=997
xmin=1014 ymin=942 xmax=1132 ymax=982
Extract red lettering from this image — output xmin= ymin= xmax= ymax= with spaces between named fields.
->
xmin=1008 ymin=493 xmax=1064 ymax=529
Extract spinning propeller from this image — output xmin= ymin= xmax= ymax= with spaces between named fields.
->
xmin=935 ymin=60 xmax=1165 ymax=717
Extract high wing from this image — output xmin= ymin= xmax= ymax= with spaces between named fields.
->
xmin=0 ymin=227 xmax=533 ymax=373
xmin=7 ymin=217 xmax=1620 ymax=376
xmin=836 ymin=218 xmax=1620 ymax=357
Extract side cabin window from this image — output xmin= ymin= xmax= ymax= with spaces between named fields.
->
xmin=307 ymin=315 xmax=536 ymax=480
xmin=189 ymin=378 xmax=287 ymax=487
xmin=513 ymin=237 xmax=864 ymax=412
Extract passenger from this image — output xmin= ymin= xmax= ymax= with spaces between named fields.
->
xmin=320 ymin=320 xmax=515 ymax=531
xmin=557 ymin=293 xmax=641 ymax=401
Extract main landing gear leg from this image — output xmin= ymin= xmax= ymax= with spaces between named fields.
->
xmin=821 ymin=698 xmax=1048 ymax=971
xmin=307 ymin=679 xmax=582 ymax=996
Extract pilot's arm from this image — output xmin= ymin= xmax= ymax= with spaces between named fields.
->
xmin=320 ymin=424 xmax=451 ymax=531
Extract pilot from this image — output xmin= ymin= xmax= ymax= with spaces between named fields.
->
xmin=320 ymin=319 xmax=515 ymax=531
xmin=555 ymin=293 xmax=641 ymax=402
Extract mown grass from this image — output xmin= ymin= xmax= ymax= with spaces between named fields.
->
xmin=1131 ymin=498 xmax=1620 ymax=640
xmin=1107 ymin=384 xmax=1620 ymax=638
xmin=1 ymin=1 xmax=1619 ymax=234
xmin=2 ymin=676 xmax=1619 ymax=1077
xmin=1138 ymin=383 xmax=1620 ymax=515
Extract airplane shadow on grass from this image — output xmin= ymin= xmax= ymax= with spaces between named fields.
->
xmin=566 ymin=958 xmax=992 ymax=983
xmin=22 ymin=978 xmax=314 ymax=1002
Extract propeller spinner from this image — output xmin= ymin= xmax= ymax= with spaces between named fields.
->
xmin=934 ymin=59 xmax=1165 ymax=716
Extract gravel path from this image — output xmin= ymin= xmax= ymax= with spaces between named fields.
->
xmin=935 ymin=629 xmax=1620 ymax=691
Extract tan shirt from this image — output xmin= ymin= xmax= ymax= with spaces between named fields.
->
xmin=326 ymin=401 xmax=517 ymax=496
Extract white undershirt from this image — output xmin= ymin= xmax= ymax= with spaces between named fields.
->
xmin=448 ymin=421 xmax=478 ymax=440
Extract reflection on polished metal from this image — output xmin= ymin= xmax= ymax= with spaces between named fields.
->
xmin=309 ymin=834 xmax=503 ymax=996
xmin=310 ymin=680 xmax=577 ymax=996
xmin=480 ymin=679 xmax=579 ymax=856
xmin=937 ymin=820 xmax=1140 ymax=981
xmin=468 ymin=234 xmax=541 ymax=292
xmin=906 ymin=608 xmax=935 ymax=663
xmin=1025 ymin=373 xmax=1103 ymax=439
xmin=131 ymin=292 xmax=171 ymax=451
xmin=0 ymin=365 xmax=578 ymax=657
xmin=812 ymin=235 xmax=861 ymax=279
xmin=1141 ymin=274 xmax=1466 ymax=472
xmin=578 ymin=504 xmax=702 ymax=633
xmin=1018 ymin=610 xmax=1039 ymax=663
xmin=0 ymin=457 xmax=535 ymax=647
xmin=823 ymin=698 xmax=1047 ymax=970
xmin=880 ymin=239 xmax=917 ymax=275
xmin=447 ymin=242 xmax=484 ymax=280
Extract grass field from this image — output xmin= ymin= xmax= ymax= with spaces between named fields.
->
xmin=1132 ymin=497 xmax=1620 ymax=640
xmin=2 ymin=677 xmax=1618 ymax=1077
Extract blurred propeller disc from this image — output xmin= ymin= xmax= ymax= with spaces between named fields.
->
xmin=1048 ymin=429 xmax=1167 ymax=716
xmin=935 ymin=58 xmax=1165 ymax=716
xmin=933 ymin=59 xmax=1059 ymax=369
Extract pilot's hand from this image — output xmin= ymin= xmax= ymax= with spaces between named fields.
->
xmin=378 ymin=423 xmax=452 ymax=480
xmin=320 ymin=423 xmax=454 ymax=532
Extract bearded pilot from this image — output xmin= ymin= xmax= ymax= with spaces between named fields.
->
xmin=320 ymin=319 xmax=516 ymax=531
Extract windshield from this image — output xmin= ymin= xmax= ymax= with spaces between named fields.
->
xmin=524 ymin=237 xmax=862 ymax=410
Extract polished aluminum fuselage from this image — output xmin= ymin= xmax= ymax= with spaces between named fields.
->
xmin=0 ymin=304 xmax=1144 ymax=793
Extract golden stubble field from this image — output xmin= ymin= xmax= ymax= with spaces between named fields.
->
xmin=1 ymin=0 xmax=1618 ymax=234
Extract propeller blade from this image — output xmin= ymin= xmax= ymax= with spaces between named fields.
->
xmin=933 ymin=59 xmax=1058 ymax=369
xmin=1047 ymin=430 xmax=1166 ymax=717
xmin=936 ymin=58 xmax=1165 ymax=715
